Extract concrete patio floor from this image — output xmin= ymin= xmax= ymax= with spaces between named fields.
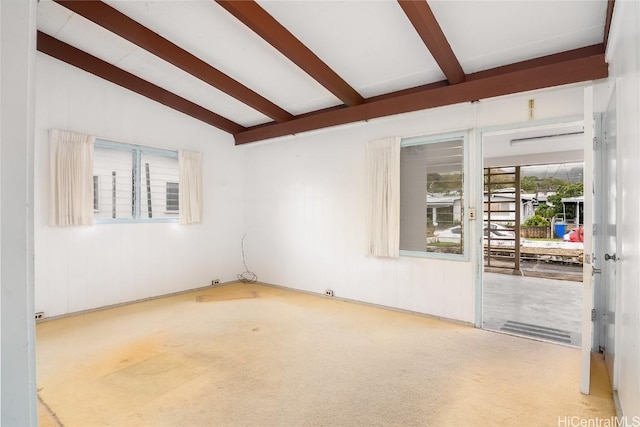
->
xmin=483 ymin=271 xmax=583 ymax=347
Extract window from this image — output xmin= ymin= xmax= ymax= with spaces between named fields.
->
xmin=399 ymin=132 xmax=467 ymax=257
xmin=93 ymin=140 xmax=179 ymax=223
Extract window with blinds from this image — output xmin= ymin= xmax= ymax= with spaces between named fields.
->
xmin=400 ymin=133 xmax=466 ymax=257
xmin=93 ymin=140 xmax=179 ymax=223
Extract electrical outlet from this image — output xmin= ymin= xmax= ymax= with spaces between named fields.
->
xmin=35 ymin=312 xmax=44 ymax=320
xmin=212 ymin=279 xmax=220 ymax=286
xmin=325 ymin=290 xmax=334 ymax=297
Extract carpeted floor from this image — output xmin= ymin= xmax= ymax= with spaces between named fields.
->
xmin=37 ymin=282 xmax=615 ymax=426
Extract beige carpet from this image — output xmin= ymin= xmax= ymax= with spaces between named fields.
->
xmin=37 ymin=282 xmax=615 ymax=426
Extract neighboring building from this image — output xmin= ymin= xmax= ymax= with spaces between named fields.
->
xmin=427 ymin=193 xmax=462 ymax=226
xmin=483 ymin=187 xmax=552 ymax=224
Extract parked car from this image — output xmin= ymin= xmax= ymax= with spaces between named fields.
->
xmin=433 ymin=226 xmax=462 ymax=243
xmin=484 ymin=228 xmax=514 ymax=240
xmin=433 ymin=224 xmax=515 ymax=244
xmin=485 ymin=221 xmax=515 ymax=233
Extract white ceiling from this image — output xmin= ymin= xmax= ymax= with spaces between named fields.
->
xmin=258 ymin=0 xmax=446 ymax=97
xmin=36 ymin=0 xmax=609 ymax=131
xmin=430 ymin=0 xmax=607 ymax=73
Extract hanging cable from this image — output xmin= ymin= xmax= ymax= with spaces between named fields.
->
xmin=237 ymin=234 xmax=257 ymax=284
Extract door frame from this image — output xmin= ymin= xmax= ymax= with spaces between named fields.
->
xmin=474 ymin=114 xmax=584 ymax=329
xmin=473 ymin=90 xmax=617 ymax=395
xmin=581 ymin=85 xmax=595 ymax=394
xmin=593 ymin=111 xmax=605 ymax=356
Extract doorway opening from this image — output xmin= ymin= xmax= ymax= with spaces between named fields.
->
xmin=481 ymin=122 xmax=585 ymax=347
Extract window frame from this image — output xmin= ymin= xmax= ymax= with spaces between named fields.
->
xmin=94 ymin=139 xmax=179 ymax=224
xmin=399 ymin=130 xmax=470 ymax=261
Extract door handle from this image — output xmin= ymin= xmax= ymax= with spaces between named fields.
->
xmin=604 ymin=253 xmax=617 ymax=261
xmin=592 ymin=266 xmax=601 ymax=274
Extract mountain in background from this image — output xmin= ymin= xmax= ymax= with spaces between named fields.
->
xmin=521 ymin=162 xmax=583 ymax=183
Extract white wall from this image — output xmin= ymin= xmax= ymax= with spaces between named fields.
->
xmin=1 ymin=0 xmax=38 ymax=424
xmin=35 ymin=54 xmax=245 ymax=318
xmin=604 ymin=0 xmax=640 ymax=418
xmin=243 ymin=86 xmax=585 ymax=324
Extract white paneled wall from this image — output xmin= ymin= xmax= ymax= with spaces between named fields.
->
xmin=243 ymin=87 xmax=585 ymax=324
xmin=243 ymin=109 xmax=473 ymax=322
xmin=604 ymin=0 xmax=640 ymax=418
xmin=35 ymin=54 xmax=245 ymax=317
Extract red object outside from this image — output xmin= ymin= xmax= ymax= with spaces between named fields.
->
xmin=569 ymin=227 xmax=585 ymax=242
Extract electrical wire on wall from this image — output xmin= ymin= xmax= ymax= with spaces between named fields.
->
xmin=237 ymin=234 xmax=257 ymax=284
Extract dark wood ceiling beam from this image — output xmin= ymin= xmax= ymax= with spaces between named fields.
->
xmin=215 ymin=0 xmax=364 ymax=107
xmin=398 ymin=0 xmax=465 ymax=85
xmin=466 ymin=44 xmax=605 ymax=81
xmin=53 ymin=0 xmax=293 ymax=123
xmin=233 ymin=45 xmax=607 ymax=145
xmin=37 ymin=31 xmax=245 ymax=134
xmin=604 ymin=0 xmax=616 ymax=48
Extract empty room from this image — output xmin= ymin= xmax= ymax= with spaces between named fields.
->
xmin=2 ymin=0 xmax=639 ymax=426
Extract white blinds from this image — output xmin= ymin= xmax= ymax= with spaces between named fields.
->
xmin=93 ymin=145 xmax=134 ymax=220
xmin=366 ymin=138 xmax=401 ymax=258
xmin=139 ymin=151 xmax=180 ymax=220
xmin=93 ymin=143 xmax=180 ymax=221
xmin=49 ymin=129 xmax=95 ymax=226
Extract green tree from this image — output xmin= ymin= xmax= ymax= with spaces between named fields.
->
xmin=535 ymin=203 xmax=555 ymax=219
xmin=524 ymin=214 xmax=549 ymax=226
xmin=544 ymin=183 xmax=584 ymax=219
xmin=520 ymin=176 xmax=574 ymax=193
xmin=521 ymin=176 xmax=538 ymax=192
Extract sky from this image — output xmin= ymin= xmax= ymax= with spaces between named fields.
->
xmin=520 ymin=162 xmax=583 ymax=182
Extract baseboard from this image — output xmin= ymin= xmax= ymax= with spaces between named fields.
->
xmin=39 ymin=279 xmax=475 ymax=328
xmin=613 ymin=390 xmax=623 ymax=419
xmin=36 ymin=280 xmax=238 ymax=323
xmin=254 ymin=280 xmax=475 ymax=328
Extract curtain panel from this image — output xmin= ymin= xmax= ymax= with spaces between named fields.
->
xmin=49 ymin=129 xmax=95 ymax=226
xmin=178 ymin=150 xmax=203 ymax=224
xmin=366 ymin=137 xmax=401 ymax=258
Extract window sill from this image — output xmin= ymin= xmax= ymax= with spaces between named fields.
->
xmin=400 ymin=249 xmax=469 ymax=262
xmin=94 ymin=218 xmax=179 ymax=224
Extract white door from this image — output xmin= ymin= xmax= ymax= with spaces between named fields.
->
xmin=581 ymin=87 xmax=595 ymax=394
xmin=602 ymin=88 xmax=618 ymax=388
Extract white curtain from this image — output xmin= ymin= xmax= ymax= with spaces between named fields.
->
xmin=49 ymin=129 xmax=95 ymax=226
xmin=366 ymin=137 xmax=401 ymax=257
xmin=178 ymin=150 xmax=203 ymax=224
